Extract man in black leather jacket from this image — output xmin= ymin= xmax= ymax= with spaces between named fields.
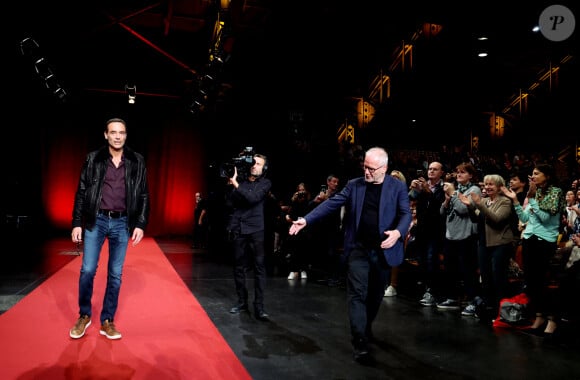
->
xmin=69 ymin=117 xmax=150 ymax=340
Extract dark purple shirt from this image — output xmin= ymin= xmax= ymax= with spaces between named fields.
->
xmin=99 ymin=157 xmax=126 ymax=211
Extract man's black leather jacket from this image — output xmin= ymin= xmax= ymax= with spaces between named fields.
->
xmin=72 ymin=145 xmax=150 ymax=233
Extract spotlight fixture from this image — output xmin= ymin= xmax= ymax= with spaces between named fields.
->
xmin=44 ymin=73 xmax=57 ymax=90
xmin=54 ymin=87 xmax=67 ymax=101
xmin=476 ymin=35 xmax=489 ymax=58
xmin=34 ymin=58 xmax=53 ymax=80
xmin=19 ymin=37 xmax=40 ymax=58
xmin=125 ymin=84 xmax=136 ymax=104
xmin=189 ymin=99 xmax=205 ymax=115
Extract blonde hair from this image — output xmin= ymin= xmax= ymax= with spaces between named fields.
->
xmin=391 ymin=170 xmax=407 ymax=185
xmin=483 ymin=174 xmax=505 ymax=187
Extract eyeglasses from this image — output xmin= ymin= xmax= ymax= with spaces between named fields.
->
xmin=363 ymin=165 xmax=384 ymax=174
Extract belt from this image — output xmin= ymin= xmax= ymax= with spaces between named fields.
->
xmin=99 ymin=209 xmax=127 ymax=219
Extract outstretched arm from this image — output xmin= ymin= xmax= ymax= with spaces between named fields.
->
xmin=289 ymin=217 xmax=307 ymax=235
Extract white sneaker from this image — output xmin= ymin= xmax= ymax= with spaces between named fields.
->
xmin=461 ymin=303 xmax=477 ymax=316
xmin=300 ymin=271 xmax=308 ymax=279
xmin=384 ymin=285 xmax=397 ymax=297
xmin=419 ymin=291 xmax=435 ymax=306
xmin=287 ymin=272 xmax=298 ymax=280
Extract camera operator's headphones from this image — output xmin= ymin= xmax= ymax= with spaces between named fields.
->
xmin=255 ymin=153 xmax=268 ymax=176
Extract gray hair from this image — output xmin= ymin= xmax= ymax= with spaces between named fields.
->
xmin=483 ymin=174 xmax=505 ymax=187
xmin=365 ymin=147 xmax=389 ymax=166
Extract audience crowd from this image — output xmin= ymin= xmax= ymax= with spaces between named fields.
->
xmin=207 ymin=141 xmax=580 ymax=341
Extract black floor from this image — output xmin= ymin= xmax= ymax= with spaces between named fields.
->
xmin=2 ymin=230 xmax=580 ymax=380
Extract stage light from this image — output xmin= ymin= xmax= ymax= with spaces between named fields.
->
xmin=476 ymin=35 xmax=489 ymax=58
xmin=44 ymin=73 xmax=57 ymax=89
xmin=125 ymin=84 xmax=136 ymax=104
xmin=19 ymin=37 xmax=40 ymax=58
xmin=189 ymin=99 xmax=205 ymax=115
xmin=44 ymin=75 xmax=67 ymax=101
xmin=54 ymin=87 xmax=67 ymax=101
xmin=34 ymin=58 xmax=53 ymax=80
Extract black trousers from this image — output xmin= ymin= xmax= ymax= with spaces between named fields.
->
xmin=522 ymin=235 xmax=556 ymax=317
xmin=347 ymin=246 xmax=390 ymax=343
xmin=232 ymin=230 xmax=267 ymax=310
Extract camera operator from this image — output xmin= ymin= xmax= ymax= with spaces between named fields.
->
xmin=226 ymin=152 xmax=272 ymax=321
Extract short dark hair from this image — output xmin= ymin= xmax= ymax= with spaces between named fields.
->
xmin=105 ymin=118 xmax=127 ymax=132
xmin=510 ymin=170 xmax=529 ymax=184
xmin=254 ymin=153 xmax=267 ymax=165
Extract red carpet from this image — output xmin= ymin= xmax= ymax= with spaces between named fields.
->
xmin=0 ymin=238 xmax=252 ymax=380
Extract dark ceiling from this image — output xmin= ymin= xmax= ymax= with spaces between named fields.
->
xmin=9 ymin=1 xmax=579 ymax=148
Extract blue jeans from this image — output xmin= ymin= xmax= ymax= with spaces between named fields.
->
xmin=79 ymin=214 xmax=129 ymax=323
xmin=419 ymin=238 xmax=443 ymax=292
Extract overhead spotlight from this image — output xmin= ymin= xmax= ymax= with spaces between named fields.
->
xmin=43 ymin=75 xmax=66 ymax=101
xmin=53 ymin=87 xmax=67 ymax=101
xmin=34 ymin=58 xmax=53 ymax=80
xmin=19 ymin=37 xmax=40 ymax=58
xmin=199 ymin=74 xmax=215 ymax=96
xmin=44 ymin=73 xmax=59 ymax=90
xmin=475 ymin=35 xmax=489 ymax=58
xmin=189 ymin=99 xmax=205 ymax=115
xmin=125 ymin=84 xmax=136 ymax=104
xmin=209 ymin=49 xmax=229 ymax=69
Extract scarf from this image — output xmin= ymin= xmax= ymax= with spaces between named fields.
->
xmin=457 ymin=182 xmax=473 ymax=194
xmin=536 ymin=185 xmax=566 ymax=215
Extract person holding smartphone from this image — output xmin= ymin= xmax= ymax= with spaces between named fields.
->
xmin=309 ymin=174 xmax=343 ymax=286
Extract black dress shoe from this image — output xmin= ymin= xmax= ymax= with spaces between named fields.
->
xmin=543 ymin=321 xmax=559 ymax=340
xmin=255 ymin=309 xmax=269 ymax=320
xmin=524 ymin=320 xmax=548 ymax=336
xmin=229 ymin=303 xmax=249 ymax=314
xmin=352 ymin=340 xmax=374 ymax=365
xmin=353 ymin=348 xmax=371 ymax=363
xmin=352 ymin=337 xmax=370 ymax=362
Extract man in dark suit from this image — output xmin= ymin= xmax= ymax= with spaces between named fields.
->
xmin=289 ymin=147 xmax=411 ymax=364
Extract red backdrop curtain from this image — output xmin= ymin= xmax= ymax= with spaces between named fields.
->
xmin=39 ymin=109 xmax=207 ymax=237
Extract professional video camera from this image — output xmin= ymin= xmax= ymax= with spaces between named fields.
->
xmin=220 ymin=146 xmax=256 ymax=179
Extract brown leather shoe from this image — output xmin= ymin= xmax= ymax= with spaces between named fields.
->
xmin=70 ymin=315 xmax=91 ymax=339
xmin=100 ymin=319 xmax=122 ymax=340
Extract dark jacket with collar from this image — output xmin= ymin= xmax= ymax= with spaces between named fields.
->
xmin=227 ymin=176 xmax=272 ymax=235
xmin=72 ymin=145 xmax=150 ymax=233
xmin=304 ymin=175 xmax=411 ymax=267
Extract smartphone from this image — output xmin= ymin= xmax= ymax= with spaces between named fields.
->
xmin=320 ymin=185 xmax=328 ymax=193
xmin=416 ymin=170 xmax=425 ymax=177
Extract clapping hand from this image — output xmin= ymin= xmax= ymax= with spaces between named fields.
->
xmin=443 ymin=182 xmax=455 ymax=197
xmin=527 ymin=178 xmax=537 ymax=198
xmin=500 ymin=186 xmax=517 ymax=203
xmin=457 ymin=192 xmax=470 ymax=206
